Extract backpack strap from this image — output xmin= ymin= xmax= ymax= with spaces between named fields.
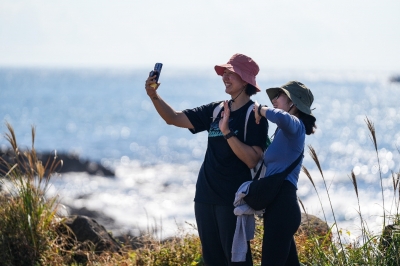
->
xmin=244 ymin=103 xmax=254 ymax=142
xmin=212 ymin=102 xmax=265 ymax=179
xmin=243 ymin=103 xmax=264 ymax=179
xmin=253 ymin=150 xmax=304 ymax=181
xmin=212 ymin=102 xmax=224 ymax=122
xmin=212 ymin=102 xmax=254 ymax=140
xmin=282 ymin=150 xmax=304 ymax=176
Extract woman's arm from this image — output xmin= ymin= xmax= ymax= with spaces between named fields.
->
xmin=253 ymin=101 xmax=268 ymax=124
xmin=219 ymin=101 xmax=263 ymax=169
xmin=145 ymin=75 xmax=194 ymax=129
xmin=254 ymin=102 xmax=300 ymax=135
xmin=227 ymin=140 xmax=263 ymax=169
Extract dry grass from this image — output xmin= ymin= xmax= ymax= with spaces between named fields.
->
xmin=2 ymin=116 xmax=400 ymax=265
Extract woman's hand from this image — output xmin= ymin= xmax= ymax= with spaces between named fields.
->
xmin=219 ymin=100 xmax=231 ymax=135
xmin=145 ymin=75 xmax=160 ymax=98
xmin=253 ymin=101 xmax=262 ymax=125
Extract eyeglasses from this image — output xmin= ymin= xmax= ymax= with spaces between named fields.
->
xmin=273 ymin=90 xmax=284 ymax=101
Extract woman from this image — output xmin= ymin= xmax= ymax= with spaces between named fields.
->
xmin=250 ymin=81 xmax=316 ymax=265
xmin=145 ymin=53 xmax=268 ymax=265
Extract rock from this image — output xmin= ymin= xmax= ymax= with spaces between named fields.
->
xmin=390 ymin=75 xmax=400 ymax=83
xmin=65 ymin=206 xmax=117 ymax=233
xmin=56 ymin=215 xmax=122 ymax=263
xmin=380 ymin=224 xmax=400 ymax=250
xmin=64 ymin=205 xmax=150 ymax=249
xmin=61 ymin=215 xmax=121 ymax=253
xmin=37 ymin=152 xmax=114 ymax=176
xmin=297 ymin=213 xmax=330 ymax=239
xmin=0 ymin=148 xmax=114 ymax=176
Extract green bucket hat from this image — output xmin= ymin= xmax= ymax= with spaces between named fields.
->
xmin=266 ymin=81 xmax=314 ymax=116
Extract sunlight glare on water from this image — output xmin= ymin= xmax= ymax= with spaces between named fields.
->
xmin=2 ymin=68 xmax=400 ymax=239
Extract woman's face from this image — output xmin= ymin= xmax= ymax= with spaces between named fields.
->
xmin=272 ymin=90 xmax=293 ymax=112
xmin=222 ymin=69 xmax=247 ymax=96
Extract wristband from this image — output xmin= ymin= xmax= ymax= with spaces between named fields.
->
xmin=224 ymin=130 xmax=236 ymax=140
xmin=258 ymin=104 xmax=267 ymax=117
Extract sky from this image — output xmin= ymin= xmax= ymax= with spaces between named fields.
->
xmin=1 ymin=0 xmax=400 ymax=73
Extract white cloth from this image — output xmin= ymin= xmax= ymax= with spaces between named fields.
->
xmin=231 ymin=181 xmax=264 ymax=262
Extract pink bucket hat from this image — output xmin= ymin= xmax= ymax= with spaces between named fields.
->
xmin=214 ymin=53 xmax=261 ymax=92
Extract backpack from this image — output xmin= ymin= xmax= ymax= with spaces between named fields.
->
xmin=212 ymin=102 xmax=267 ymax=180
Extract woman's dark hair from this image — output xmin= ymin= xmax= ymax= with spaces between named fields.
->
xmin=299 ymin=112 xmax=317 ymax=135
xmin=245 ymin=84 xmax=258 ymax=96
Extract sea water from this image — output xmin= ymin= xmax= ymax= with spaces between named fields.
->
xmin=1 ymin=67 xmax=400 ymax=240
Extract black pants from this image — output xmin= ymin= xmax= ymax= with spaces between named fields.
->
xmin=194 ymin=202 xmax=253 ymax=266
xmin=261 ymin=181 xmax=301 ymax=266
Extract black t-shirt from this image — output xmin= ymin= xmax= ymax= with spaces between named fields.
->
xmin=183 ymin=100 xmax=268 ymax=206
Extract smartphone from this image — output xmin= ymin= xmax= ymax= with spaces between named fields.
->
xmin=149 ymin=63 xmax=163 ymax=83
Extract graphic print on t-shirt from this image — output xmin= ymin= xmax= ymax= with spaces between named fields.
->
xmin=208 ymin=117 xmax=237 ymax=138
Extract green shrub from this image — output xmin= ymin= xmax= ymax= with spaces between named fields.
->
xmin=0 ymin=123 xmax=63 ymax=265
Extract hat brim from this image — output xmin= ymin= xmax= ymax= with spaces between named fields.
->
xmin=266 ymin=87 xmax=314 ymax=116
xmin=266 ymin=87 xmax=290 ymax=101
xmin=215 ymin=64 xmax=261 ymax=92
xmin=215 ymin=64 xmax=233 ymax=76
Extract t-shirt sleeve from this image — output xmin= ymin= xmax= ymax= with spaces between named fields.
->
xmin=182 ymin=101 xmax=222 ymax=134
xmin=245 ymin=111 xmax=268 ymax=150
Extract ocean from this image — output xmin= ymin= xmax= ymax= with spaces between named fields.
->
xmin=1 ymin=67 xmax=400 ymax=240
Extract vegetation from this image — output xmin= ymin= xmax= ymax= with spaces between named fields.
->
xmin=0 ymin=117 xmax=400 ymax=265
xmin=0 ymin=123 xmax=63 ymax=265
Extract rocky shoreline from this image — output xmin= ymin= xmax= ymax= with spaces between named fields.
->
xmin=0 ymin=149 xmax=115 ymax=177
xmin=1 ymin=148 xmax=332 ymax=256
